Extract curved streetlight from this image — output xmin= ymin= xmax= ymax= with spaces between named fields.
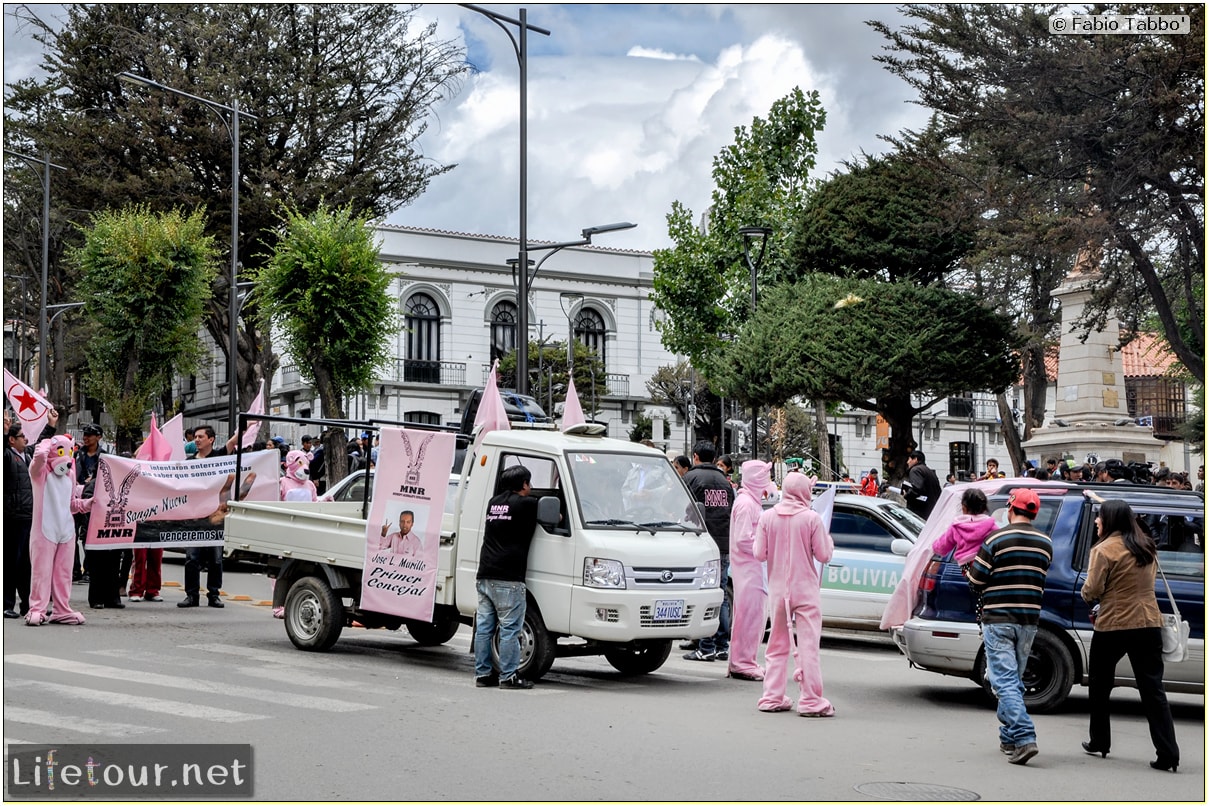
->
xmin=559 ymin=292 xmax=585 ymax=372
xmin=4 ymin=150 xmax=66 ymax=387
xmin=740 ymin=225 xmax=772 ymax=458
xmin=118 ymin=71 xmax=259 ymax=434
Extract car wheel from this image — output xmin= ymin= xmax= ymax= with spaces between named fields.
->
xmin=284 ymin=576 xmax=343 ymax=651
xmin=604 ymin=639 xmax=672 ymax=675
xmin=976 ymin=628 xmax=1074 ymax=713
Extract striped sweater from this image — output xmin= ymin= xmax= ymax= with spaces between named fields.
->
xmin=966 ymin=522 xmax=1053 ymax=625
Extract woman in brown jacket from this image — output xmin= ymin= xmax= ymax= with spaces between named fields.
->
xmin=1080 ymin=499 xmax=1180 ymax=772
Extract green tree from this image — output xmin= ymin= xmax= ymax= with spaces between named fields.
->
xmin=713 ymin=275 xmax=1021 ymax=483
xmin=870 ymin=3 xmax=1205 ymax=382
xmin=4 ymin=3 xmax=469 ymax=423
xmin=252 ymin=202 xmax=396 ymax=484
xmin=72 ymin=206 xmax=218 ymax=452
xmin=789 ymin=141 xmax=977 ymax=286
xmin=651 ymin=88 xmax=827 ymax=370
xmin=497 ymin=340 xmax=608 ymax=419
xmin=644 ymin=361 xmax=722 ymax=448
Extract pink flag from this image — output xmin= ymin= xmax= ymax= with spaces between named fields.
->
xmin=135 ymin=412 xmax=173 ymax=461
xmin=473 ymin=360 xmax=511 ymax=449
xmin=241 ymin=378 xmax=265 ymax=449
xmin=4 ymin=368 xmax=52 ymax=441
xmin=160 ymin=412 xmax=186 ymax=461
xmin=561 ymin=376 xmax=587 ymax=428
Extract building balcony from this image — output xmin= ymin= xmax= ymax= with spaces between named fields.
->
xmin=388 ymin=359 xmax=467 ymax=386
xmin=479 ymin=366 xmax=629 ymax=398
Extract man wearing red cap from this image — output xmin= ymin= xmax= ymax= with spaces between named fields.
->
xmin=967 ymin=488 xmax=1052 ymax=766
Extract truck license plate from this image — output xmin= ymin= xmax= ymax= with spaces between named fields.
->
xmin=653 ymin=599 xmax=684 ymax=621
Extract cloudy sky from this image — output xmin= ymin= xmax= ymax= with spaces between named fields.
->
xmin=4 ymin=4 xmax=931 ymax=252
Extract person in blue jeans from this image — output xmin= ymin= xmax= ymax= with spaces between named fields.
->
xmin=966 ymin=488 xmax=1053 ymax=765
xmin=473 ymin=465 xmax=539 ymax=689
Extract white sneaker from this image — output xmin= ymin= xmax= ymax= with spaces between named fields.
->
xmin=128 ymin=595 xmax=144 ymax=602
xmin=148 ymin=594 xmax=163 ymax=602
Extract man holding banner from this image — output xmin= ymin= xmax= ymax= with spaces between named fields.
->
xmin=473 ymin=465 xmax=540 ymax=690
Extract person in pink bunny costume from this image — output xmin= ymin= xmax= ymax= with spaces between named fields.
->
xmin=727 ymin=459 xmax=779 ymax=681
xmin=279 ymin=449 xmax=317 ymax=503
xmin=270 ymin=449 xmax=317 ymax=618
xmin=26 ymin=434 xmax=89 ymax=626
xmin=754 ymin=472 xmax=835 ymax=716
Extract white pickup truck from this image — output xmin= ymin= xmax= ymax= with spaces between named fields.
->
xmin=224 ymin=424 xmax=724 ymax=680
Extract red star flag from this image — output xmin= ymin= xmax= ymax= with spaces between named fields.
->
xmin=473 ymin=359 xmax=511 ymax=449
xmin=135 ymin=412 xmax=174 ymax=461
xmin=4 ymin=368 xmax=52 ymax=441
xmin=241 ymin=378 xmax=266 ymax=449
xmin=160 ymin=412 xmax=186 ymax=461
xmin=561 ymin=376 xmax=587 ymax=428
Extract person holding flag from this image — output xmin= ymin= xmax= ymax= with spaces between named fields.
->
xmin=4 ymin=371 xmax=60 ymax=619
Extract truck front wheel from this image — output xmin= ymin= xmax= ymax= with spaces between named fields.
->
xmin=604 ymin=639 xmax=672 ymax=675
xmin=284 ymin=576 xmax=344 ymax=651
xmin=492 ymin=606 xmax=556 ymax=681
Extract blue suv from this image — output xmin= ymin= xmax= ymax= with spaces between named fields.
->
xmin=894 ymin=481 xmax=1204 ymax=712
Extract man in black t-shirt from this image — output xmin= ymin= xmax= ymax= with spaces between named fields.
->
xmin=473 ymin=465 xmax=539 ymax=689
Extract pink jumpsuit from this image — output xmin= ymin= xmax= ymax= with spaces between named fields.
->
xmin=727 ymin=460 xmax=776 ymax=680
xmin=27 ymin=435 xmax=89 ymax=626
xmin=753 ymin=473 xmax=834 ymax=715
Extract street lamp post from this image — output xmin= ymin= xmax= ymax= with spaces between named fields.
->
xmin=461 ymin=5 xmax=636 ymax=395
xmin=118 ymin=72 xmax=258 ymax=434
xmin=4 ymin=150 xmax=66 ymax=388
xmin=740 ymin=226 xmax=772 ymax=459
xmin=559 ymin=292 xmax=584 ymax=374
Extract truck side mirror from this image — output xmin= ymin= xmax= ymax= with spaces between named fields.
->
xmin=536 ymin=495 xmax=561 ymax=530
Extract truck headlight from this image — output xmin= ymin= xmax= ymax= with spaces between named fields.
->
xmin=583 ymin=557 xmax=626 ymax=589
xmin=702 ymin=559 xmax=720 ymax=588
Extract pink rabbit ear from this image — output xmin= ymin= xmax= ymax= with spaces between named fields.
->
xmin=805 ymin=475 xmax=819 ymax=488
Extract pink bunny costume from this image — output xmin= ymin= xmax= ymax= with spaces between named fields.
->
xmin=727 ymin=460 xmax=778 ymax=680
xmin=753 ymin=472 xmax=834 ymax=715
xmin=26 ymin=434 xmax=89 ymax=625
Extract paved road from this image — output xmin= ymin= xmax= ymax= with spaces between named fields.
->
xmin=4 ymin=559 xmax=1204 ymax=801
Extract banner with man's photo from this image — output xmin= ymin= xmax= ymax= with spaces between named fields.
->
xmin=84 ymin=451 xmax=280 ymax=549
xmin=361 ymin=427 xmax=456 ymax=621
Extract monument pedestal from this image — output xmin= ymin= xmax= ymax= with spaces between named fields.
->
xmin=1023 ymin=422 xmax=1162 ymax=466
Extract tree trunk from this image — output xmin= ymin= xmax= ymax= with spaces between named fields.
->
xmin=814 ymin=399 xmax=832 ymax=480
xmin=880 ymin=394 xmax=915 ymax=486
xmin=995 ymin=392 xmax=1026 ymax=476
xmin=314 ymin=366 xmax=348 ymax=487
xmin=1021 ymin=342 xmax=1048 ymax=441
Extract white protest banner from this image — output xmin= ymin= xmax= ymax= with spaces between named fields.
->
xmin=85 ymin=450 xmax=279 ymax=549
xmin=361 ymin=427 xmax=456 ymax=621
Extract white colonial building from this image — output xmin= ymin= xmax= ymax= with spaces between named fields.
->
xmin=268 ymin=225 xmax=679 ymax=439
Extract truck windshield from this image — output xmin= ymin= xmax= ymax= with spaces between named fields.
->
xmin=566 ymin=452 xmax=705 ymax=532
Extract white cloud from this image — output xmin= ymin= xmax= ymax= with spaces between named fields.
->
xmin=626 ymin=46 xmax=702 ymax=62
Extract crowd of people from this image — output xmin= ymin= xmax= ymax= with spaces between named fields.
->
xmin=2 ymin=408 xmax=334 ymax=621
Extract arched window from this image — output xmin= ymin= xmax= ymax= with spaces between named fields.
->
xmin=490 ymin=300 xmax=518 ymax=364
xmin=405 ymin=293 xmax=441 ymax=383
xmin=575 ymin=307 xmax=607 ymax=367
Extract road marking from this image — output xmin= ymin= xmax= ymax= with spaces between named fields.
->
xmin=176 ymin=643 xmax=356 ymax=671
xmin=5 ymin=655 xmax=374 ymax=713
xmin=6 ymin=679 xmax=267 ymax=723
xmin=5 ymin=707 xmax=168 ymax=737
xmin=91 ymin=646 xmax=359 ymax=688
